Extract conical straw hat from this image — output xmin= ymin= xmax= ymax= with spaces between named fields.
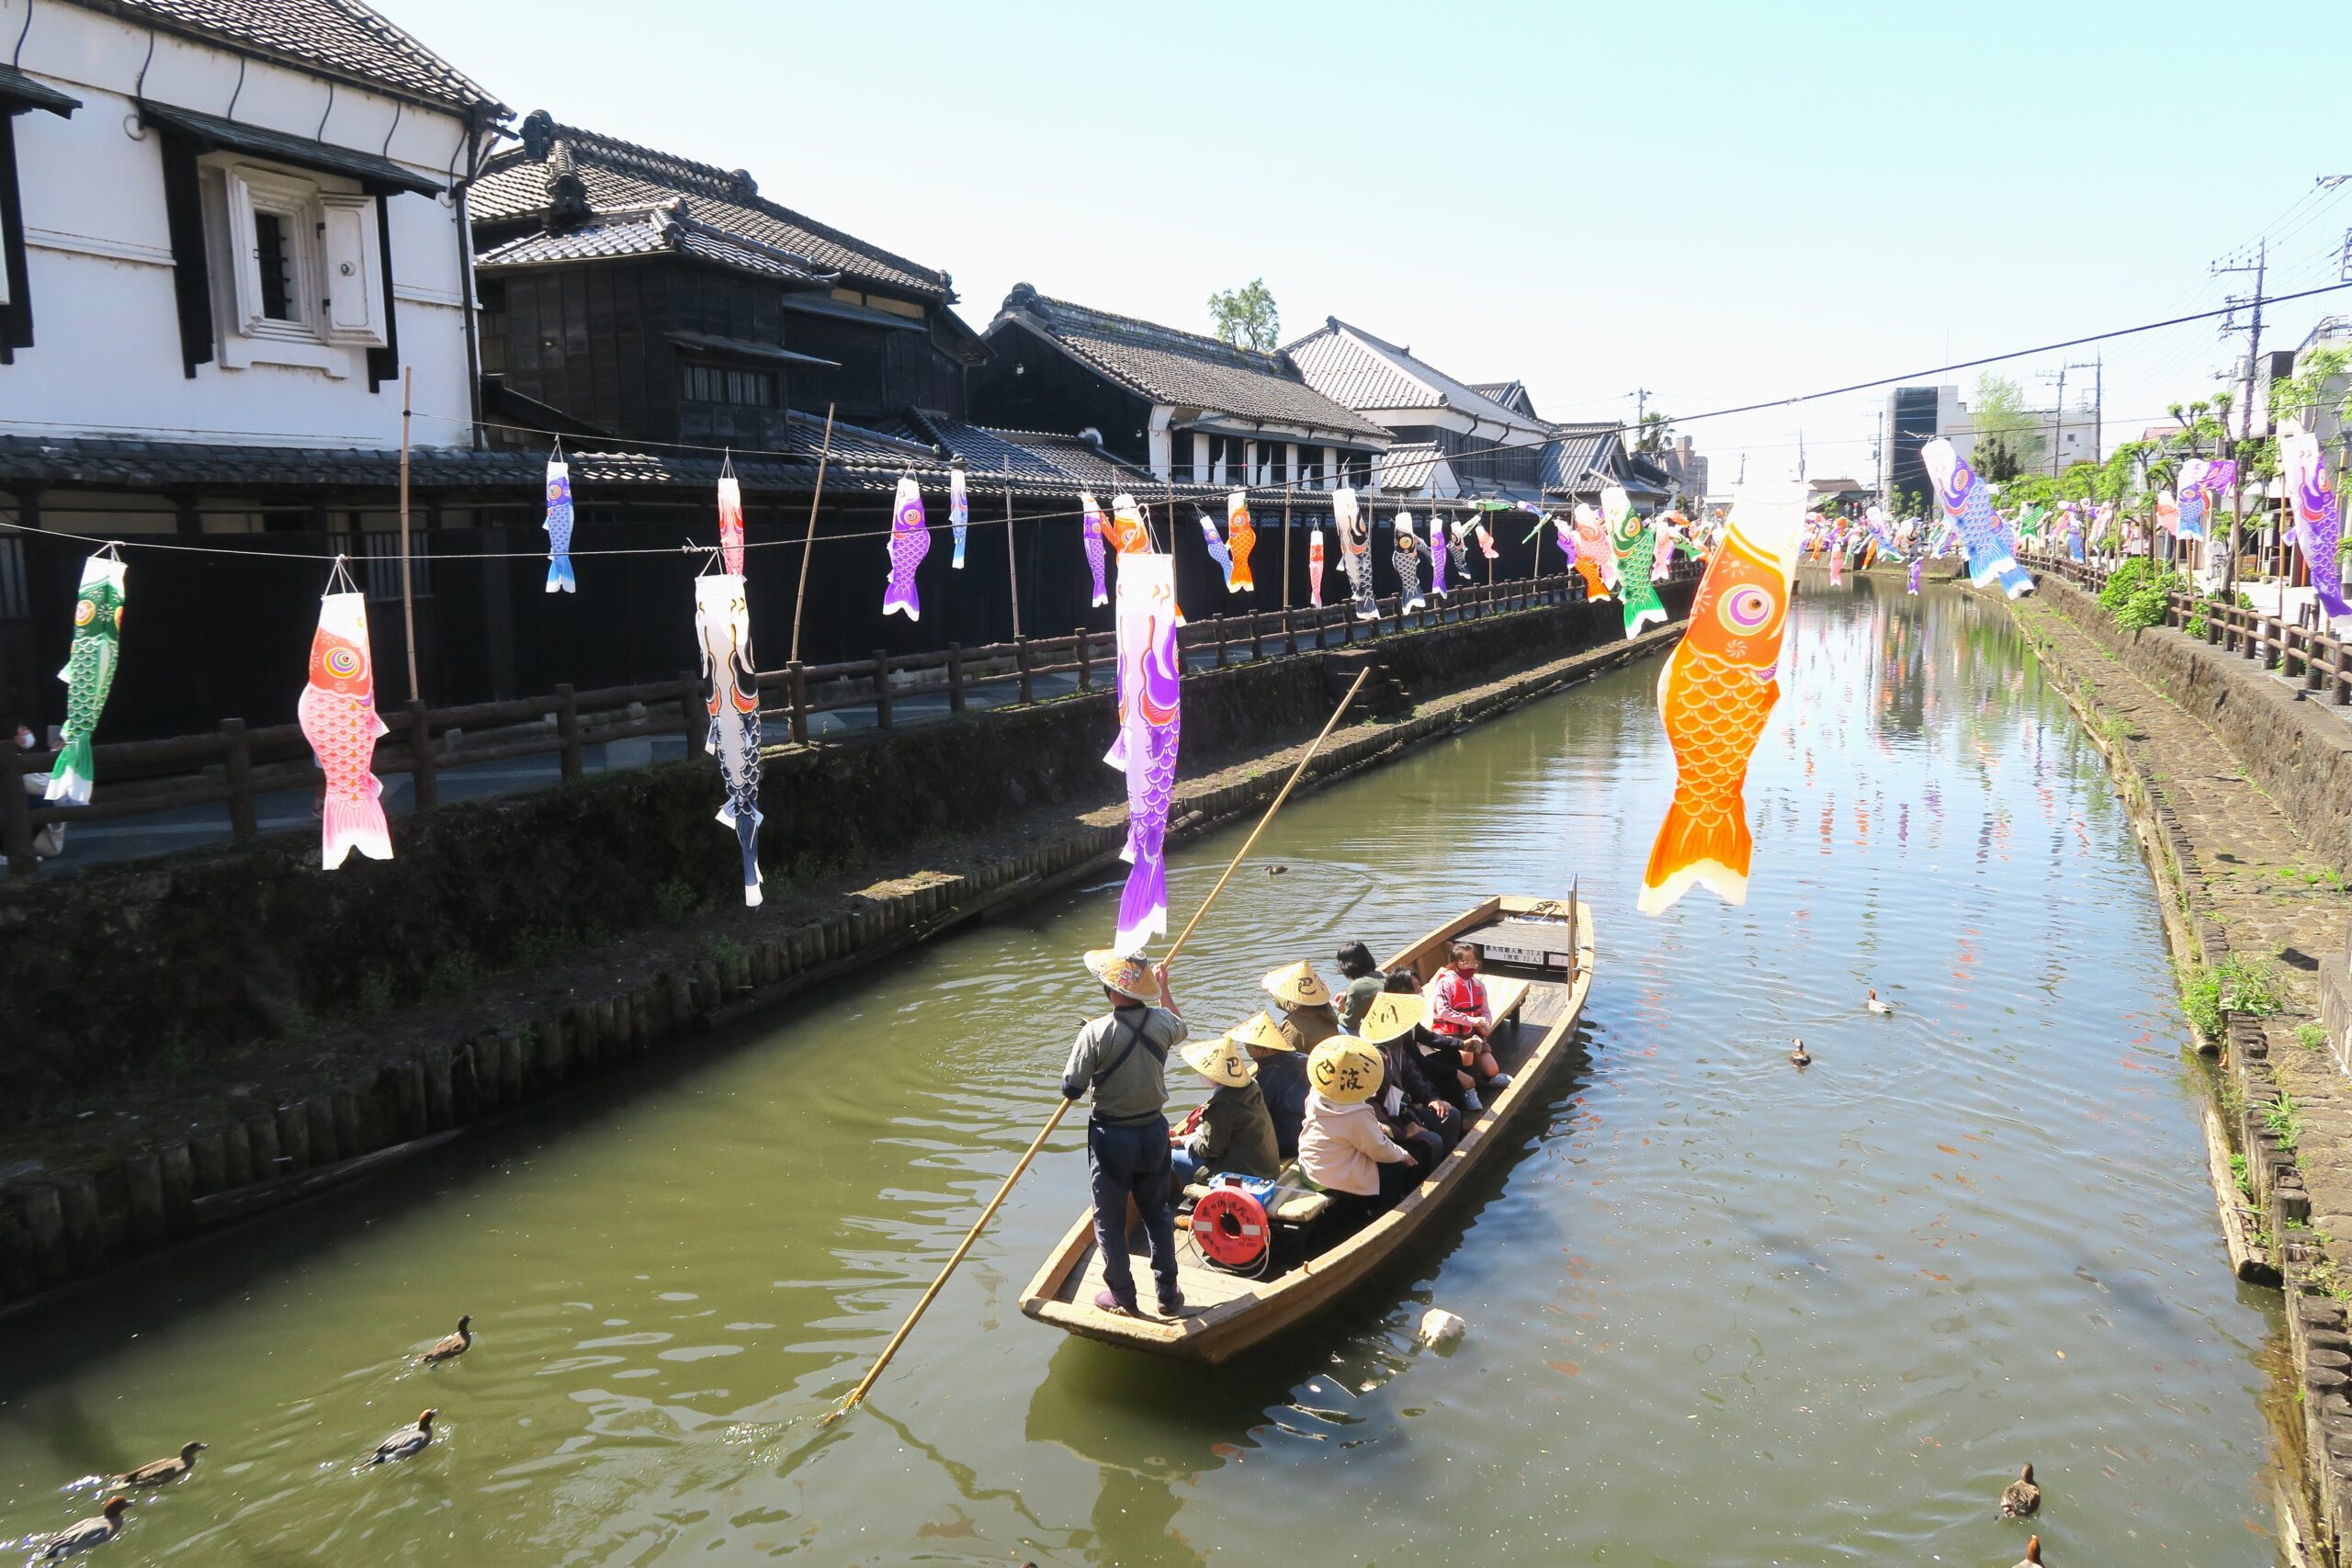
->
xmin=1356 ymin=993 xmax=1427 ymax=1047
xmin=1306 ymin=1038 xmax=1384 ymax=1105
xmin=1225 ymin=1010 xmax=1293 ymax=1054
xmin=1180 ymin=1035 xmax=1257 ymax=1088
xmin=1084 ymin=948 xmax=1156 ymax=1002
xmin=1261 ymin=960 xmax=1332 ymax=1010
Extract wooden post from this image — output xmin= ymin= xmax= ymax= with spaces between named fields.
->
xmin=947 ymin=643 xmax=967 ymax=712
xmin=1282 ymin=484 xmax=1293 ymax=610
xmin=872 ymin=650 xmax=893 ymax=730
xmin=1074 ymin=629 xmax=1091 ymax=692
xmin=397 ymin=366 xmax=420 ymax=703
xmin=1250 ymin=608 xmax=1263 ymax=660
xmin=554 ymin=684 xmax=582 ymax=780
xmin=0 ymin=742 xmax=33 ymax=877
xmin=1015 ymin=636 xmax=1034 ymax=704
xmin=1214 ymin=615 xmax=1227 ymax=668
xmin=788 ymin=403 xmax=837 ymax=665
xmin=1002 ymin=461 xmax=1022 ymax=642
xmin=406 ymin=699 xmax=437 ymax=811
xmin=221 ymin=717 xmax=257 ymax=841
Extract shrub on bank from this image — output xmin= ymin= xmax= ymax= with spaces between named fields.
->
xmin=2097 ymin=558 xmax=2185 ymax=633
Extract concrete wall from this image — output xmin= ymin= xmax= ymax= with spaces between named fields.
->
xmin=2033 ymin=573 xmax=2352 ymax=876
xmin=3 ymin=1 xmax=482 ymax=445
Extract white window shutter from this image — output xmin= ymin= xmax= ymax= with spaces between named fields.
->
xmin=222 ymin=169 xmax=266 ymax=332
xmin=319 ymin=194 xmax=384 ymax=346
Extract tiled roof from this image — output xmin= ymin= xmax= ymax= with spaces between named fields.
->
xmin=475 ymin=203 xmax=834 ymax=286
xmin=990 ymin=286 xmax=1389 ymax=443
xmin=1283 ymin=318 xmax=1545 ymax=434
xmin=1372 ymin=441 xmax=1446 ymax=495
xmin=1471 ymin=380 xmax=1542 ymax=421
xmin=896 ymin=413 xmax=1173 ymax=492
xmin=1543 ymin=425 xmax=1623 ymax=496
xmin=65 ymin=0 xmax=499 ymax=112
xmin=472 ymin=115 xmax=953 ymax=301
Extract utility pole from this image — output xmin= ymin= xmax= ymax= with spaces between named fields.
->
xmin=2035 ymin=361 xmax=2098 ymax=477
xmin=2090 ymin=355 xmax=2103 ymax=466
xmin=2213 ymin=238 xmax=2268 ymax=599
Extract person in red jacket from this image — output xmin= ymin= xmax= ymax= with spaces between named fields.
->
xmin=1430 ymin=942 xmax=1511 ymax=1107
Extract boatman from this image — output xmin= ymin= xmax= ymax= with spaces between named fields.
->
xmin=1063 ymin=949 xmax=1189 ymax=1318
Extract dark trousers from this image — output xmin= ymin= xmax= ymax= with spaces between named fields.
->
xmin=1089 ymin=1115 xmax=1179 ymax=1306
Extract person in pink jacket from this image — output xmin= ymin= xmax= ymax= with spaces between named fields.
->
xmin=1298 ymin=1037 xmax=1418 ymax=1233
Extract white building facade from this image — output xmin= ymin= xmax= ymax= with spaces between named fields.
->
xmin=0 ymin=0 xmax=503 ymax=448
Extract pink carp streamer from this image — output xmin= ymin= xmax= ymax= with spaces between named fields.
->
xmin=1308 ymin=528 xmax=1325 ymax=607
xmin=1104 ymin=552 xmax=1182 ymax=953
xmin=299 ymin=586 xmax=392 ymax=871
xmin=1429 ymin=515 xmax=1451 ymax=597
xmin=718 ymin=474 xmax=745 ymax=578
xmin=1082 ymin=491 xmax=1109 ymax=606
xmin=883 ymin=475 xmax=930 ymax=620
xmin=2283 ymin=423 xmax=2348 ymax=622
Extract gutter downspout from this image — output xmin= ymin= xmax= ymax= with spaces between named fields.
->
xmin=450 ymin=105 xmax=502 ymax=452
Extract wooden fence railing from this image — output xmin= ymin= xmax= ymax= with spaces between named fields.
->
xmin=2021 ymin=548 xmax=2352 ymax=708
xmin=4 ymin=567 xmax=1668 ymax=875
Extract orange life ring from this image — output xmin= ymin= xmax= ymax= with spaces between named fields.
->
xmin=1191 ymin=1183 xmax=1270 ymax=1269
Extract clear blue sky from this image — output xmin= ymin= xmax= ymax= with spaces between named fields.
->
xmin=390 ymin=0 xmax=2352 ymax=485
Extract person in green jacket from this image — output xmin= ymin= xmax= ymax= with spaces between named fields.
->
xmin=1336 ymin=941 xmax=1385 ymax=1033
xmin=1168 ymin=1033 xmax=1281 ymax=1190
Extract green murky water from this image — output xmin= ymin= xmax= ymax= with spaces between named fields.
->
xmin=0 ymin=581 xmax=2284 ymax=1564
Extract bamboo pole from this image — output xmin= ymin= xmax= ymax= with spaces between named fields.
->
xmin=787 ymin=403 xmax=836 ymax=666
xmin=397 ymin=366 xmax=418 ymax=703
xmin=1282 ymin=484 xmax=1292 ymax=610
xmin=1002 ymin=459 xmax=1021 ymax=640
xmin=824 ymin=666 xmax=1372 ymax=1423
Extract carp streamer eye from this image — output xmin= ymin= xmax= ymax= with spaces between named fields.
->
xmin=325 ymin=646 xmax=365 ymax=680
xmin=1720 ymin=584 xmax=1777 ymax=636
xmin=74 ymin=599 xmax=96 ymax=626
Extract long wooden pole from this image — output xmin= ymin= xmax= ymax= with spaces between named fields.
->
xmin=825 ymin=666 xmax=1373 ymax=1423
xmin=1002 ymin=459 xmax=1021 ymax=640
xmin=787 ymin=403 xmax=836 ymax=666
xmin=397 ymin=365 xmax=418 ymax=703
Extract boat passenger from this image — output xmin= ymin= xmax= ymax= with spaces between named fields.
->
xmin=1430 ymin=942 xmax=1512 ymax=1107
xmin=1298 ymin=1037 xmax=1418 ymax=1231
xmin=1062 ymin=949 xmax=1188 ymax=1318
xmin=1374 ymin=973 xmax=1463 ymax=1153
xmin=1233 ymin=1004 xmax=1309 ymax=1160
xmin=1168 ymin=1033 xmax=1281 ymax=1190
xmin=1358 ymin=990 xmax=1457 ymax=1170
xmin=1335 ymin=942 xmax=1385 ymax=1033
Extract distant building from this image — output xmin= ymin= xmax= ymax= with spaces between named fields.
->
xmin=971 ymin=286 xmax=1389 ymax=487
xmin=1658 ymin=434 xmax=1708 ymax=505
xmin=1882 ymin=386 xmax=1971 ymax=504
xmin=1285 ymin=319 xmax=1553 ymax=502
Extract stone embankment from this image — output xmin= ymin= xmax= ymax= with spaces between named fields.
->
xmin=0 ymin=583 xmax=1691 ymax=1312
xmin=2002 ymin=570 xmax=2352 ymax=1564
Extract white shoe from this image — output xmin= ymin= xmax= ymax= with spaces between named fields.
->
xmin=1487 ymin=1071 xmax=1512 ymax=1089
xmin=1462 ymin=1089 xmax=1484 ymax=1113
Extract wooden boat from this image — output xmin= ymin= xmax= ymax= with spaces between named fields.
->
xmin=1018 ymin=893 xmax=1594 ymax=1363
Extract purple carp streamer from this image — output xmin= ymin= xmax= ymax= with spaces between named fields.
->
xmin=949 ymin=468 xmax=969 ymax=570
xmin=1082 ymin=491 xmax=1110 ymax=606
xmin=883 ymin=475 xmax=930 ymax=620
xmin=1198 ymin=511 xmax=1233 ymax=585
xmin=695 ymin=572 xmax=763 ymax=907
xmin=2176 ymin=457 xmax=2234 ymax=544
xmin=2283 ymin=423 xmax=2348 ymax=622
xmin=1921 ymin=439 xmax=2032 ymax=598
xmin=1103 ymin=552 xmax=1182 ymax=953
xmin=543 ymin=457 xmax=576 ymax=592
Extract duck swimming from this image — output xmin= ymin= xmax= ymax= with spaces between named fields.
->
xmin=1866 ymin=988 xmax=1895 ymax=1015
xmin=1999 ymin=1461 xmax=2041 ymax=1517
xmin=1789 ymin=1037 xmax=1811 ymax=1067
xmin=37 ymin=1497 xmax=129 ymax=1560
xmin=2013 ymin=1536 xmax=2042 ymax=1566
xmin=110 ymin=1442 xmax=205 ymax=1487
xmin=368 ymin=1409 xmax=435 ymax=1465
xmin=420 ymin=1314 xmax=472 ymax=1364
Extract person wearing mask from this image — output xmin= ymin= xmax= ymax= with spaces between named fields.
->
xmin=1297 ymin=1036 xmax=1417 ymax=1232
xmin=1168 ymin=1032 xmax=1280 ymax=1190
xmin=1334 ymin=941 xmax=1385 ymax=1033
xmin=1061 ymin=949 xmax=1187 ymax=1318
xmin=1230 ymin=1007 xmax=1307 ymax=1161
xmin=1430 ymin=941 xmax=1511 ymax=1111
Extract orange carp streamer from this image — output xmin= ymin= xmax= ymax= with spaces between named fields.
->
xmin=1639 ymin=483 xmax=1805 ymax=915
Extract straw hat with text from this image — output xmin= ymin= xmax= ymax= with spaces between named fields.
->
xmin=1261 ymin=960 xmax=1333 ymax=1010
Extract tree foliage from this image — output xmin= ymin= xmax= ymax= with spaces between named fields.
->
xmin=2269 ymin=346 xmax=2352 ymax=433
xmin=1636 ymin=410 xmax=1674 ymax=456
xmin=1970 ymin=375 xmax=2043 ymax=474
xmin=1207 ymin=279 xmax=1281 ymax=352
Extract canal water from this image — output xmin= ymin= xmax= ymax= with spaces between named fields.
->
xmin=0 ymin=581 xmax=2284 ymax=1565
